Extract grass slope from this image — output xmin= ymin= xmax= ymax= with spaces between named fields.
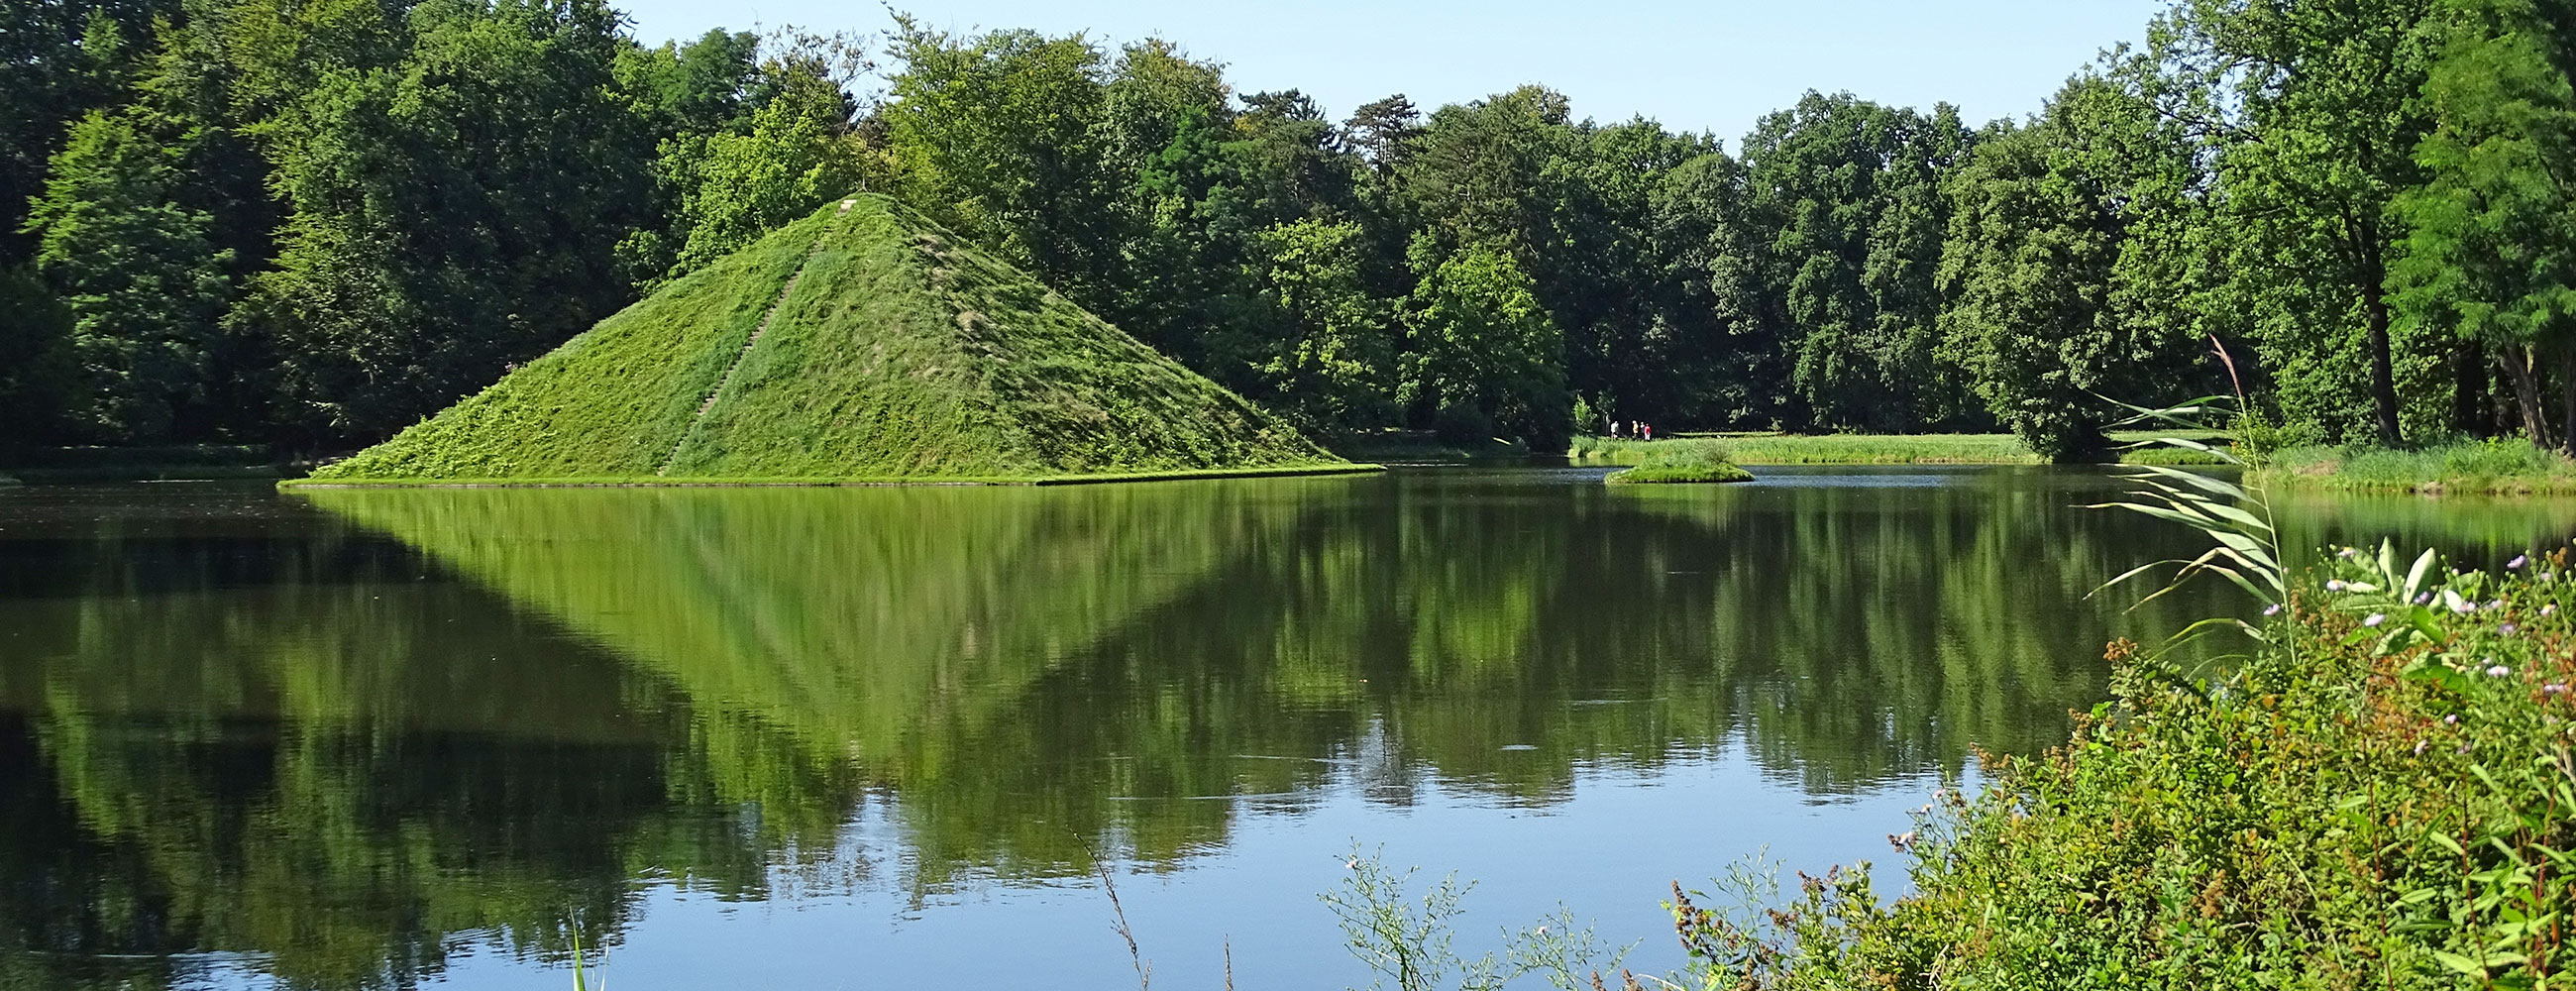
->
xmin=305 ymin=195 xmax=1345 ymax=484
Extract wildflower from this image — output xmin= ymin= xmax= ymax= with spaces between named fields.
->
xmin=2445 ymin=714 xmax=2460 ymax=724
xmin=2327 ymin=580 xmax=2347 ymax=592
xmin=2338 ymin=547 xmax=2357 ymax=559
xmin=2547 ymin=605 xmax=2560 ymax=616
xmin=2502 ymin=623 xmax=2519 ymax=635
xmin=2545 ymin=684 xmax=2568 ymax=696
xmin=2489 ymin=664 xmax=2513 ymax=677
xmin=2264 ymin=604 xmax=2283 ymax=616
xmin=2453 ymin=600 xmax=2479 ymax=614
xmin=2415 ymin=739 xmax=2429 ymax=756
xmin=2364 ymin=613 xmax=2386 ymax=627
xmin=2511 ymin=555 xmax=2529 ymax=570
xmin=2416 ymin=592 xmax=2433 ymax=606
xmin=2488 ymin=600 xmax=2506 ymax=611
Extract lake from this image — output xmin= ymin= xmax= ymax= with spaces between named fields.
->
xmin=4 ymin=465 xmax=2571 ymax=989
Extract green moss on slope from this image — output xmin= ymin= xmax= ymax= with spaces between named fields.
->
xmin=308 ymin=195 xmax=1344 ymax=483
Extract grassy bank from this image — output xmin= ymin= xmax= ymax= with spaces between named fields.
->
xmin=2253 ymin=438 xmax=2576 ymax=495
xmin=1677 ymin=544 xmax=2576 ymax=989
xmin=1328 ymin=429 xmax=1531 ymax=463
xmin=1568 ymin=431 xmax=2227 ymax=466
xmin=0 ymin=444 xmax=301 ymax=482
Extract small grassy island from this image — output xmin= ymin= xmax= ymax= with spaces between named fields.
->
xmin=288 ymin=195 xmax=1366 ymax=488
xmin=1602 ymin=445 xmax=1755 ymax=484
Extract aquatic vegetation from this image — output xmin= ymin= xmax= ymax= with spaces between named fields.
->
xmin=1322 ymin=847 xmax=1625 ymax=991
xmin=571 ymin=930 xmax=603 ymax=991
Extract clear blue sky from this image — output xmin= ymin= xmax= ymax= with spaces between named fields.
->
xmin=612 ymin=0 xmax=2166 ymax=145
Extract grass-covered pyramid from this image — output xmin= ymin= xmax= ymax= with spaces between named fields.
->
xmin=300 ymin=195 xmax=1361 ymax=485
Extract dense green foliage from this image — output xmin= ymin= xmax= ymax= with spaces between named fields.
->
xmin=1670 ymin=546 xmax=2576 ymax=989
xmin=13 ymin=0 xmax=2576 ymax=462
xmin=307 ymin=196 xmax=1340 ymax=481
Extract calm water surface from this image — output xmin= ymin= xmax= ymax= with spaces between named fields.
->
xmin=4 ymin=466 xmax=2572 ymax=989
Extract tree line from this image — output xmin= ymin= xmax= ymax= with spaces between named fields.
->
xmin=6 ymin=0 xmax=2575 ymax=461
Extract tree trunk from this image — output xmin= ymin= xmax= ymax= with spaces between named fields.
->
xmin=2454 ymin=340 xmax=2489 ymax=436
xmin=2361 ymin=276 xmax=2405 ymax=446
xmin=2560 ymin=350 xmax=2575 ymax=455
xmin=2504 ymin=346 xmax=2556 ymax=451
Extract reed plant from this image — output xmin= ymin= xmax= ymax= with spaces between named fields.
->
xmin=1322 ymin=846 xmax=1628 ymax=991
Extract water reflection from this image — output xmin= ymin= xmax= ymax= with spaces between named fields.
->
xmin=3 ymin=470 xmax=2572 ymax=988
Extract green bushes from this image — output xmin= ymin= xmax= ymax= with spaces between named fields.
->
xmin=1668 ymin=544 xmax=2576 ymax=990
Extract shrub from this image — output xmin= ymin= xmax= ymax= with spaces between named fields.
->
xmin=1664 ymin=544 xmax=2576 ymax=990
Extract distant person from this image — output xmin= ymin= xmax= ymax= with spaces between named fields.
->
xmin=1610 ymin=419 xmax=1622 ymax=438
xmin=1643 ymin=423 xmax=1654 ymax=441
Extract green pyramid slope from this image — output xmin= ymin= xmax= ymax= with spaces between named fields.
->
xmin=301 ymin=195 xmax=1360 ymax=484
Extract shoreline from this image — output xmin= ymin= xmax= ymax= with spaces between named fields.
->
xmin=2247 ymin=439 xmax=2576 ymax=496
xmin=1568 ymin=431 xmax=2228 ymax=467
xmin=276 ymin=463 xmax=1384 ymax=490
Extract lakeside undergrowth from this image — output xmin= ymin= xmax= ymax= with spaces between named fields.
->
xmin=1567 ymin=432 xmax=2227 ymax=466
xmin=1651 ymin=542 xmax=2576 ymax=990
xmin=2254 ymin=438 xmax=2576 ymax=496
